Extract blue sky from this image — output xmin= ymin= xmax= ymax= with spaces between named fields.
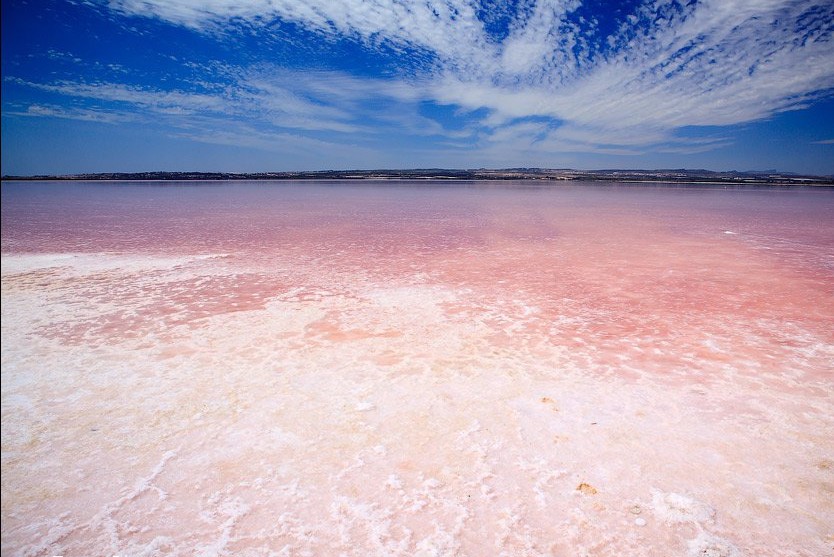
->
xmin=2 ymin=0 xmax=833 ymax=175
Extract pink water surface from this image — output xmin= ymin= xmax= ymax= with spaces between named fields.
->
xmin=2 ymin=181 xmax=833 ymax=556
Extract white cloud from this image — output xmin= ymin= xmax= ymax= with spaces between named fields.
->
xmin=170 ymin=119 xmax=378 ymax=160
xmin=9 ymin=104 xmax=129 ymax=123
xmin=16 ymin=0 xmax=834 ymax=158
xmin=12 ymin=78 xmax=226 ymax=113
xmin=6 ymin=67 xmax=471 ymax=150
xmin=107 ymin=0 xmax=500 ymax=71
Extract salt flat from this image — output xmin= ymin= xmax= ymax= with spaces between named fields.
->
xmin=2 ymin=181 xmax=832 ymax=556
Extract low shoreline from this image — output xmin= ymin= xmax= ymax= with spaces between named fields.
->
xmin=3 ymin=168 xmax=833 ymax=186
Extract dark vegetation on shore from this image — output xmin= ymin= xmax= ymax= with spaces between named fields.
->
xmin=3 ymin=168 xmax=833 ymax=185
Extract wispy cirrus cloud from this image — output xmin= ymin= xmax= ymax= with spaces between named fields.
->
xmin=5 ymin=103 xmax=129 ymax=124
xmin=6 ymin=68 xmax=469 ymax=151
xmin=7 ymin=78 xmax=226 ymax=114
xmin=5 ymin=0 xmax=833 ymax=169
xmin=99 ymin=0 xmax=834 ymax=151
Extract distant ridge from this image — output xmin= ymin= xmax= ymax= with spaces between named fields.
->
xmin=3 ymin=168 xmax=833 ymax=185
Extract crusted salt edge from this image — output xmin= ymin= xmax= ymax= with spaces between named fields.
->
xmin=687 ymin=531 xmax=741 ymax=557
xmin=3 ymin=187 xmax=834 ymax=556
xmin=1 ymin=252 xmax=231 ymax=277
xmin=651 ymin=490 xmax=716 ymax=524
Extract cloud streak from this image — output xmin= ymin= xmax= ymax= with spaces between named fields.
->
xmin=6 ymin=0 xmax=833 ymax=168
xmin=102 ymin=0 xmax=834 ymax=147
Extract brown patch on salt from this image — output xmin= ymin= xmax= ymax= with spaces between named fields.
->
xmin=577 ymin=483 xmax=598 ymax=495
xmin=540 ymin=397 xmax=559 ymax=411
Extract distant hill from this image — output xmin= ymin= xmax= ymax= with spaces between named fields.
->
xmin=3 ymin=168 xmax=833 ymax=185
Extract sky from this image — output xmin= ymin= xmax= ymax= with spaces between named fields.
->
xmin=2 ymin=0 xmax=833 ymax=175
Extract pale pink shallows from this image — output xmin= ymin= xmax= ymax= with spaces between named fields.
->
xmin=2 ymin=181 xmax=832 ymax=556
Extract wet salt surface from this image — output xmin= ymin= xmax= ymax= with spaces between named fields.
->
xmin=2 ymin=180 xmax=833 ymax=556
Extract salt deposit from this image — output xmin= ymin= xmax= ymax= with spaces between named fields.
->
xmin=2 ymin=181 xmax=832 ymax=556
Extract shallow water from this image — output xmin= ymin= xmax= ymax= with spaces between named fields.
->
xmin=2 ymin=180 xmax=833 ymax=556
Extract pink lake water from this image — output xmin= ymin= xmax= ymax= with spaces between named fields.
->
xmin=1 ymin=180 xmax=833 ymax=556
